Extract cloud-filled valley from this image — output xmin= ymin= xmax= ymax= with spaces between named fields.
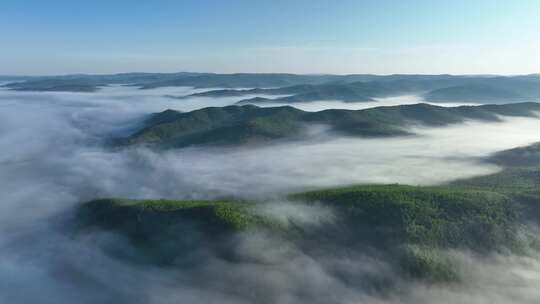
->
xmin=4 ymin=0 xmax=540 ymax=301
xmin=2 ymin=83 xmax=540 ymax=304
xmin=3 ymin=85 xmax=540 ymax=204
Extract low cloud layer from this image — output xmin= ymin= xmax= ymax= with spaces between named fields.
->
xmin=117 ymin=116 xmax=540 ymax=198
xmin=1 ymin=85 xmax=540 ymax=303
xmin=254 ymin=95 xmax=477 ymax=112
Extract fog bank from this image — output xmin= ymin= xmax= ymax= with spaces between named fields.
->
xmin=254 ymin=95 xmax=477 ymax=112
xmin=2 ymin=86 xmax=540 ymax=303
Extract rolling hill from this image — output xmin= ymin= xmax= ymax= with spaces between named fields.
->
xmin=75 ymin=138 xmax=540 ymax=285
xmin=122 ymin=102 xmax=540 ymax=148
xmin=4 ymin=73 xmax=540 ymax=105
xmin=75 ymin=181 xmax=529 ymax=282
xmin=169 ymin=74 xmax=540 ymax=105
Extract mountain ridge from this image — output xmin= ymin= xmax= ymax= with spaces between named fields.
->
xmin=122 ymin=102 xmax=540 ymax=148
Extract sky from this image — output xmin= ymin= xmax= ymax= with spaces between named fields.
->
xmin=1 ymin=0 xmax=540 ymax=75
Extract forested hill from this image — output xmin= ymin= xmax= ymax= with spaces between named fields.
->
xmin=77 ymin=142 xmax=540 ymax=283
xmin=122 ymin=102 xmax=540 ymax=148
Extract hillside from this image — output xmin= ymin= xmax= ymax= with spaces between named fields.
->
xmin=75 ymin=139 xmax=540 ymax=283
xmin=76 ymin=183 xmax=525 ymax=282
xmin=423 ymin=84 xmax=527 ymax=103
xmin=486 ymin=142 xmax=540 ymax=168
xmin=185 ymin=82 xmax=409 ymax=103
xmin=123 ymin=102 xmax=540 ymax=148
xmin=76 ymin=198 xmax=278 ymax=265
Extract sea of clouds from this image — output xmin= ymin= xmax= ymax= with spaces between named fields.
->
xmin=1 ymin=84 xmax=540 ymax=303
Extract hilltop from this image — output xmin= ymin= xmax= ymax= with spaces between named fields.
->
xmin=122 ymin=102 xmax=540 ymax=148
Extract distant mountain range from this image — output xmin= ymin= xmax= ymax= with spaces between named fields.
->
xmin=1 ymin=73 xmax=376 ymax=92
xmin=180 ymin=75 xmax=540 ymax=104
xmin=3 ymin=73 xmax=540 ymax=105
xmin=121 ymin=102 xmax=540 ymax=148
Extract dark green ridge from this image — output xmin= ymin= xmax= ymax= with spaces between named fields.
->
xmin=231 ymin=80 xmax=439 ymax=104
xmin=451 ymin=143 xmax=540 ymax=223
xmin=203 ymin=82 xmax=396 ymax=103
xmin=453 ymin=143 xmax=540 ymax=191
xmin=78 ymin=198 xmax=273 ymax=231
xmin=77 ymin=183 xmax=528 ymax=282
xmin=76 ymin=198 xmax=287 ymax=265
xmin=123 ymin=102 xmax=540 ymax=148
xmin=487 ymin=142 xmax=540 ymax=168
xmin=423 ymin=84 xmax=526 ymax=103
xmin=290 ymin=185 xmax=517 ymax=251
xmin=80 ymin=184 xmax=521 ymax=251
xmin=291 ymin=183 xmax=527 ymax=281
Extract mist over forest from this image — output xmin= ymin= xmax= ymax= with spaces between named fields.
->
xmin=2 ymin=74 xmax=540 ymax=304
xmin=5 ymin=0 xmax=540 ymax=302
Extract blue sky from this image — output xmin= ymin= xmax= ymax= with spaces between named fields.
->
xmin=1 ymin=0 xmax=539 ymax=75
